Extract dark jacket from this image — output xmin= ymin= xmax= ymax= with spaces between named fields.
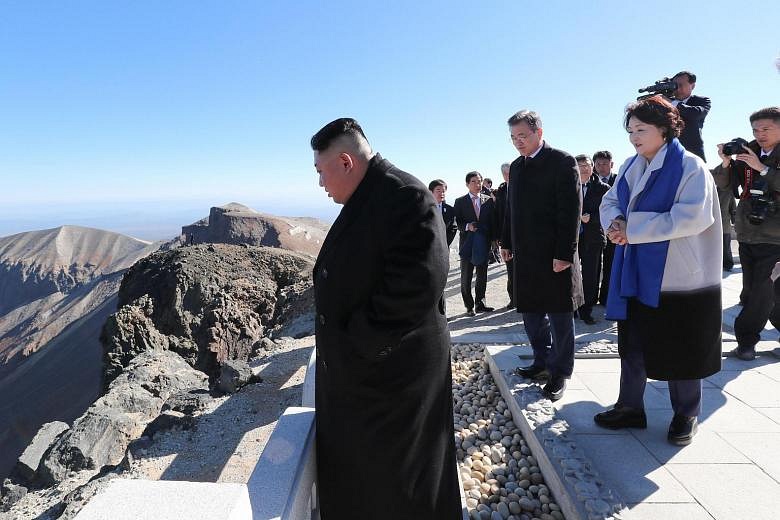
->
xmin=441 ymin=202 xmax=457 ymax=246
xmin=502 ymin=142 xmax=585 ymax=312
xmin=711 ymin=140 xmax=780 ymax=245
xmin=453 ymin=192 xmax=497 ymax=265
xmin=677 ymin=94 xmax=711 ymax=161
xmin=313 ymin=154 xmax=460 ymax=519
xmin=494 ymin=181 xmax=509 ymax=246
xmin=580 ymin=176 xmax=610 ymax=246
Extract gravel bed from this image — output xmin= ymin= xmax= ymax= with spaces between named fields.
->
xmin=452 ymin=344 xmax=565 ymax=520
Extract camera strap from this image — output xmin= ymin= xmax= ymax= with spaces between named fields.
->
xmin=741 ymin=167 xmax=755 ymax=200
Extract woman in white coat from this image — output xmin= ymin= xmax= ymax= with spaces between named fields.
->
xmin=594 ymin=96 xmax=722 ymax=445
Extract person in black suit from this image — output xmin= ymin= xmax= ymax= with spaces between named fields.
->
xmin=311 ymin=117 xmax=461 ymax=519
xmin=501 ymin=110 xmax=584 ymax=402
xmin=670 ymin=71 xmax=711 ymax=161
xmin=453 ymin=171 xmax=497 ymax=315
xmin=575 ymin=155 xmax=610 ymax=324
xmin=494 ymin=163 xmax=514 ymax=308
xmin=428 ymin=179 xmax=457 ymax=246
xmin=593 ymin=150 xmax=616 ymax=306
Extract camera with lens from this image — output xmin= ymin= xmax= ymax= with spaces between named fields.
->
xmin=722 ymin=137 xmax=750 ymax=156
xmin=637 ymin=77 xmax=678 ymax=100
xmin=747 ymin=177 xmax=777 ymax=225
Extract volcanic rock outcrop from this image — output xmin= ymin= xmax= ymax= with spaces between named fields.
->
xmin=101 ymin=243 xmax=314 ymax=386
xmin=181 ymin=203 xmax=327 ymax=258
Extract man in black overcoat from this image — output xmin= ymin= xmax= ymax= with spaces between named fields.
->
xmin=311 ymin=118 xmax=460 ymax=519
xmin=500 ymin=110 xmax=584 ymax=401
xmin=494 ymin=163 xmax=514 ymax=308
xmin=575 ymin=155 xmax=610 ymax=324
xmin=453 ymin=171 xmax=497 ymax=315
xmin=593 ymin=150 xmax=616 ymax=306
xmin=429 ymin=178 xmax=458 ymax=246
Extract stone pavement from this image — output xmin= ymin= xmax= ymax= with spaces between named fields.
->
xmin=446 ymin=251 xmax=780 ymax=520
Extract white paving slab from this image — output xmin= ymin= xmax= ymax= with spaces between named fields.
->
xmin=704 ymin=371 xmax=780 ymax=407
xmin=756 ymin=407 xmax=780 ymax=425
xmin=698 ymin=388 xmax=780 ymax=432
xmin=631 ymin=410 xmax=749 ymax=464
xmin=627 ymin=502 xmax=715 ymax=520
xmin=572 ymin=433 xmax=694 ymax=503
xmin=718 ymin=432 xmax=780 ymax=483
xmin=666 ymin=464 xmax=780 ymax=520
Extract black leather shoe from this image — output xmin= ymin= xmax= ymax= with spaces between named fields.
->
xmin=514 ymin=364 xmax=549 ymax=380
xmin=505 ymin=301 xmax=514 ymax=310
xmin=582 ymin=316 xmax=597 ymax=325
xmin=594 ymin=405 xmax=647 ymax=429
xmin=668 ymin=414 xmax=697 ymax=445
xmin=475 ymin=305 xmax=494 ymax=313
xmin=728 ymin=347 xmax=756 ymax=361
xmin=466 ymin=309 xmax=476 ymax=317
xmin=543 ymin=376 xmax=567 ymax=401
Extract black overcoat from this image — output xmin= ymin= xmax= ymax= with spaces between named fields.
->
xmin=313 ymin=154 xmax=461 ymax=520
xmin=502 ymin=143 xmax=585 ymax=312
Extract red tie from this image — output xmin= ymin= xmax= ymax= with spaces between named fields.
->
xmin=472 ymin=196 xmax=480 ymax=219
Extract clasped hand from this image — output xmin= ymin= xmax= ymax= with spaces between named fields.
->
xmin=607 ymin=219 xmax=628 ymax=245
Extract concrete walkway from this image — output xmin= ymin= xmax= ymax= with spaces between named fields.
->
xmin=446 ymin=251 xmax=780 ymax=520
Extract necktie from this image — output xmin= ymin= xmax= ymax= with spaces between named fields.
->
xmin=472 ymin=196 xmax=480 ymax=219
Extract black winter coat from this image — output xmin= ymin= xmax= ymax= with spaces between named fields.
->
xmin=502 ymin=143 xmax=584 ymax=312
xmin=313 ymin=154 xmax=461 ymax=519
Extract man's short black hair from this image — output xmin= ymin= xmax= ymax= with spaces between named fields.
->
xmin=428 ymin=179 xmax=447 ymax=191
xmin=483 ymin=178 xmax=493 ymax=185
xmin=574 ymin=154 xmax=592 ymax=164
xmin=507 ymin=110 xmax=543 ymax=131
xmin=749 ymin=107 xmax=780 ymax=124
xmin=592 ymin=150 xmax=612 ymax=162
xmin=465 ymin=171 xmax=482 ymax=183
xmin=674 ymin=71 xmax=697 ymax=83
xmin=311 ymin=117 xmax=369 ymax=151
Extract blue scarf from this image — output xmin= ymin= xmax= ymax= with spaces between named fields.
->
xmin=605 ymin=139 xmax=686 ymax=320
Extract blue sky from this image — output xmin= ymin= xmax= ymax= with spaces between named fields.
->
xmin=1 ymin=1 xmax=778 ymax=239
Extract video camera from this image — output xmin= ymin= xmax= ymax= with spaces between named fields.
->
xmin=637 ymin=77 xmax=678 ymax=100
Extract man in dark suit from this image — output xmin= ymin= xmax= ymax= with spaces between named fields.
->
xmin=501 ymin=110 xmax=584 ymax=402
xmin=593 ymin=150 xmax=616 ymax=306
xmin=428 ymin=179 xmax=457 ymax=246
xmin=453 ymin=171 xmax=497 ymax=316
xmin=575 ymin=155 xmax=610 ymax=324
xmin=311 ymin=118 xmax=461 ymax=519
xmin=671 ymin=71 xmax=711 ymax=161
xmin=494 ymin=163 xmax=513 ymax=308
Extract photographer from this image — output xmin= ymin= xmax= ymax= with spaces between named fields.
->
xmin=712 ymin=107 xmax=780 ymax=361
xmin=669 ymin=71 xmax=711 ymax=161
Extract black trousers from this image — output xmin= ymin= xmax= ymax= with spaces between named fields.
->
xmin=723 ymin=233 xmax=734 ymax=270
xmin=505 ymin=257 xmax=514 ymax=302
xmin=599 ymin=241 xmax=615 ymax=305
xmin=579 ymin=241 xmax=603 ymax=318
xmin=734 ymin=242 xmax=780 ymax=349
xmin=460 ymin=258 xmax=487 ymax=310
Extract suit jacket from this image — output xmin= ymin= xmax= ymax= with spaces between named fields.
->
xmin=494 ymin=181 xmax=509 ymax=246
xmin=598 ymin=173 xmax=617 ymax=186
xmin=580 ymin=177 xmax=610 ymax=247
xmin=502 ymin=142 xmax=584 ymax=312
xmin=677 ymin=94 xmax=711 ymax=161
xmin=453 ymin=192 xmax=496 ymax=265
xmin=313 ymin=154 xmax=460 ymax=519
xmin=441 ymin=202 xmax=457 ymax=246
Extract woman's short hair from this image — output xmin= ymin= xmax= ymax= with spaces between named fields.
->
xmin=624 ymin=95 xmax=684 ymax=142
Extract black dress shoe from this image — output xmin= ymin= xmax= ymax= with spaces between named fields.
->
xmin=466 ymin=309 xmax=476 ymax=317
xmin=728 ymin=346 xmax=756 ymax=361
xmin=505 ymin=301 xmax=514 ymax=310
xmin=668 ymin=414 xmax=697 ymax=445
xmin=594 ymin=405 xmax=647 ymax=429
xmin=542 ymin=376 xmax=567 ymax=401
xmin=514 ymin=364 xmax=549 ymax=380
xmin=475 ymin=305 xmax=494 ymax=313
xmin=582 ymin=316 xmax=597 ymax=325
